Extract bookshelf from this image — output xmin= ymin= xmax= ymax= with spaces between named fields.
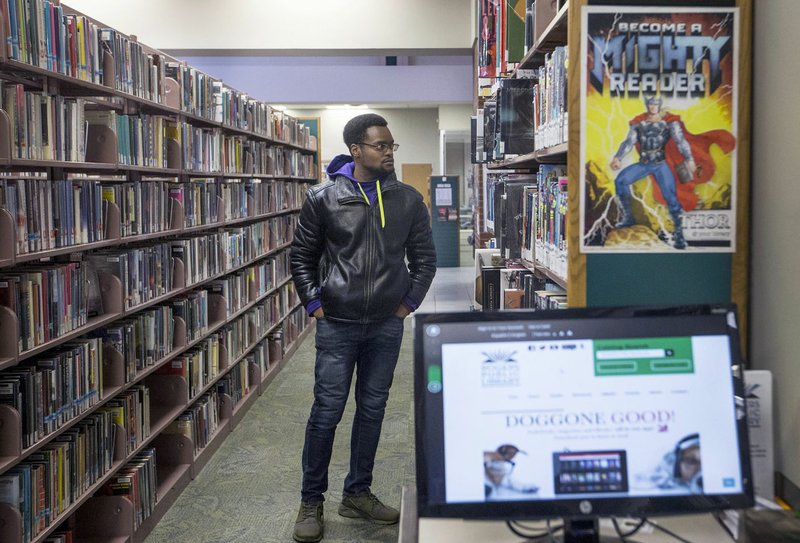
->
xmin=473 ymin=0 xmax=753 ymax=344
xmin=0 ymin=2 xmax=319 ymax=542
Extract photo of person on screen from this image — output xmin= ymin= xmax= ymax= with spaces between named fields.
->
xmin=483 ymin=444 xmax=540 ymax=500
xmin=671 ymin=434 xmax=702 ymax=491
xmin=650 ymin=433 xmax=703 ymax=494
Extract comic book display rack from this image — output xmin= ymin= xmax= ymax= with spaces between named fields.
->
xmin=474 ymin=0 xmax=752 ymax=345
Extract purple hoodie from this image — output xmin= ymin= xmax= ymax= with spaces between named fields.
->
xmin=326 ymin=154 xmax=379 ymax=204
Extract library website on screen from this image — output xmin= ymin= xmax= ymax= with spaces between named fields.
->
xmin=439 ymin=334 xmax=743 ymax=504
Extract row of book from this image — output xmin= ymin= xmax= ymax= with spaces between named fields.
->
xmin=0 ymin=261 xmax=90 ymax=353
xmin=171 ymin=122 xmax=315 ymax=176
xmin=96 ymin=111 xmax=174 ymax=168
xmin=272 ymin=111 xmax=316 ymax=151
xmin=501 ymin=268 xmax=567 ymax=310
xmin=164 ymin=62 xmax=314 ymax=148
xmin=157 ymin=333 xmax=220 ymax=401
xmin=109 ymin=251 xmax=289 ymax=384
xmin=0 ymin=408 xmax=116 ymax=543
xmin=90 ymin=214 xmax=297 ymax=308
xmin=0 ymin=82 xmax=318 ymax=172
xmin=165 ymin=392 xmax=220 ymax=456
xmin=224 ymin=294 xmax=283 ymax=364
xmin=217 ymin=357 xmax=251 ymax=411
xmin=212 ymin=81 xmax=269 ymax=135
xmin=477 ymin=0 xmax=527 ymax=80
xmin=283 ymin=306 xmax=308 ymax=349
xmin=483 ymin=164 xmax=569 ymax=279
xmin=170 ymin=290 xmax=209 ymax=344
xmin=1 ymin=175 xmax=106 ymax=255
xmin=215 ymin=178 xmax=307 ymax=220
xmin=169 ymin=65 xmax=314 ymax=147
xmin=1 ymin=383 xmax=150 ymax=540
xmin=99 ymin=176 xmax=186 ymax=238
xmin=0 ymin=337 xmax=103 ymax=449
xmin=1 ymin=82 xmax=87 ymax=162
xmin=472 ymin=48 xmax=568 ymax=162
xmin=528 ymin=164 xmax=568 ymax=277
xmin=97 ymin=305 xmax=175 ymax=383
xmin=0 ymin=174 xmax=309 ymax=258
xmin=219 ymin=135 xmax=315 ymax=176
xmin=0 ymin=249 xmax=291 ymax=416
xmin=107 ymin=447 xmax=158 ymax=528
xmin=475 ymin=77 xmax=536 ymax=162
xmin=0 ymin=337 xmax=289 ymax=543
xmin=477 ymin=0 xmax=560 ymax=84
xmin=475 ymin=249 xmax=567 ymax=311
xmin=88 ymin=243 xmax=173 ymax=312
xmin=0 ymin=255 xmax=293 ymax=458
xmin=0 ymin=300 xmax=309 ymax=542
xmin=102 ymin=448 xmax=158 ymax=530
xmin=2 ymin=1 xmax=316 ymax=150
xmin=0 ymin=216 xmax=296 ymax=356
xmin=100 ymin=27 xmax=166 ymax=103
xmin=3 ymin=0 xmax=104 ymax=85
xmin=533 ymin=46 xmax=568 ymax=151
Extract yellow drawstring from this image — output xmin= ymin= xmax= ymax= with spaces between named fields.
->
xmin=376 ymin=180 xmax=386 ymax=228
xmin=357 ymin=181 xmax=386 ymax=229
xmin=357 ymin=182 xmax=370 ymax=204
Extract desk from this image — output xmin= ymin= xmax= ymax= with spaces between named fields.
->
xmin=399 ymin=485 xmax=738 ymax=543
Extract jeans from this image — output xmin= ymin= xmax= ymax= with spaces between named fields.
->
xmin=614 ymin=160 xmax=682 ymax=214
xmin=301 ymin=316 xmax=405 ymax=503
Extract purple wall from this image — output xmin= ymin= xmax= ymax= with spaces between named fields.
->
xmin=178 ymin=55 xmax=473 ymax=105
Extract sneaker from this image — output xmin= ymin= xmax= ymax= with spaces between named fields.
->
xmin=293 ymin=501 xmax=323 ymax=542
xmin=338 ymin=492 xmax=399 ymax=525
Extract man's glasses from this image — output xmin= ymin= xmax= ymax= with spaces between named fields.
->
xmin=359 ymin=142 xmax=399 ymax=153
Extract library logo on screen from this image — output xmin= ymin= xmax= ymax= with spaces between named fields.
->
xmin=481 ymin=350 xmax=519 ymax=387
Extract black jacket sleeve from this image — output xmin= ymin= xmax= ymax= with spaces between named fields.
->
xmin=290 ymin=189 xmax=325 ymax=308
xmin=404 ymin=197 xmax=437 ymax=307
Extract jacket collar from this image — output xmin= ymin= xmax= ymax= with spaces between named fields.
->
xmin=334 ymin=172 xmax=399 ymax=204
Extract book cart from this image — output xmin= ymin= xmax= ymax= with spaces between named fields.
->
xmin=0 ymin=2 xmax=319 ymax=542
xmin=474 ymin=0 xmax=753 ymax=349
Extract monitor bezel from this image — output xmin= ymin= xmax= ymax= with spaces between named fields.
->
xmin=413 ymin=304 xmax=754 ymax=520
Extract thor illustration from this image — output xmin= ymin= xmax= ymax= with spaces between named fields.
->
xmin=609 ymin=95 xmax=695 ymax=249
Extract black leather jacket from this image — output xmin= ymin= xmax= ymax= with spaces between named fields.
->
xmin=290 ymin=172 xmax=436 ymax=323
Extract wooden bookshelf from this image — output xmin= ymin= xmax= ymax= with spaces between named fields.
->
xmin=0 ymin=2 xmax=320 ymax=542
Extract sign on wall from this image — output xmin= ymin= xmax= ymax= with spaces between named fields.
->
xmin=579 ymin=7 xmax=739 ymax=253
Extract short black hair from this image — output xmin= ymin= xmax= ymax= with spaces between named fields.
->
xmin=343 ymin=113 xmax=388 ymax=148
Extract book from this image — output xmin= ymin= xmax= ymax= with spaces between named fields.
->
xmin=497 ymin=78 xmax=535 ymax=157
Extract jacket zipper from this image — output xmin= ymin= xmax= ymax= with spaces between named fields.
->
xmin=362 ymin=201 xmax=376 ymax=321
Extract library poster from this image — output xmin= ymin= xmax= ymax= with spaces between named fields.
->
xmin=579 ymin=7 xmax=739 ymax=253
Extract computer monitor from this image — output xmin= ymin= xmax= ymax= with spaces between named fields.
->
xmin=414 ymin=305 xmax=754 ymax=542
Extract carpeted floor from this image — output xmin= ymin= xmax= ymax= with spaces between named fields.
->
xmin=144 ymin=262 xmax=475 ymax=543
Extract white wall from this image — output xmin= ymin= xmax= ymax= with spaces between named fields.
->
xmin=438 ymin=104 xmax=473 ymax=131
xmin=751 ymin=0 xmax=800 ymax=486
xmin=285 ymin=108 xmax=441 ymax=177
xmin=64 ymin=0 xmax=473 ymax=51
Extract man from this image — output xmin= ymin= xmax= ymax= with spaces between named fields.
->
xmin=290 ymin=113 xmax=436 ymax=542
xmin=609 ymin=95 xmax=696 ymax=249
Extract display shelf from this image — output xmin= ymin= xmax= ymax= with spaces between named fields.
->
xmin=519 ymin=258 xmax=568 ymax=290
xmin=486 ymin=142 xmax=568 ymax=170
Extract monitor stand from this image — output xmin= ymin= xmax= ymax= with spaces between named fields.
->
xmin=556 ymin=518 xmax=642 ymax=543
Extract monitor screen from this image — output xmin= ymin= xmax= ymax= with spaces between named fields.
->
xmin=413 ymin=305 xmax=754 ymax=522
